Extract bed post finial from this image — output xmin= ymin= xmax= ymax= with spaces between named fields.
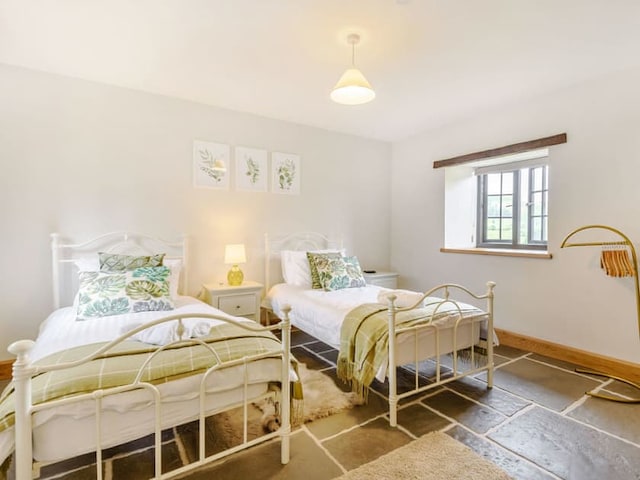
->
xmin=9 ymin=340 xmax=36 ymax=480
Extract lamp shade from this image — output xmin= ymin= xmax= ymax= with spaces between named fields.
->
xmin=224 ymin=244 xmax=246 ymax=264
xmin=330 ymin=68 xmax=376 ymax=105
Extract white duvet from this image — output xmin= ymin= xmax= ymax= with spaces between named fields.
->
xmin=266 ymin=283 xmax=389 ymax=348
xmin=1 ymin=296 xmax=285 ymax=464
xmin=265 ymin=283 xmax=490 ymax=382
xmin=29 ymin=295 xmax=245 ymax=363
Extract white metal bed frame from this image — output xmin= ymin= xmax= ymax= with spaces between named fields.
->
xmin=7 ymin=232 xmax=293 ymax=480
xmin=263 ymin=232 xmax=495 ymax=427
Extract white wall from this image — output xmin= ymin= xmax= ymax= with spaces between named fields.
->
xmin=391 ymin=65 xmax=640 ymax=364
xmin=0 ymin=64 xmax=391 ymax=360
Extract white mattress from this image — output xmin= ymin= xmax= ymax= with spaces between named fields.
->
xmin=266 ymin=283 xmax=488 ymax=378
xmin=1 ymin=297 xmax=286 ymax=464
xmin=266 ymin=283 xmax=387 ymax=348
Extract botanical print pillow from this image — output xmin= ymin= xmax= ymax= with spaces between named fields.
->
xmin=98 ymin=252 xmax=165 ymax=273
xmin=306 ymin=252 xmax=343 ymax=289
xmin=314 ymin=255 xmax=367 ymax=291
xmin=77 ymin=266 xmax=174 ymax=320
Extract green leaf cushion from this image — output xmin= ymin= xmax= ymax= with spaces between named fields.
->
xmin=306 ymin=252 xmax=343 ymax=289
xmin=98 ymin=252 xmax=165 ymax=273
xmin=314 ymin=255 xmax=367 ymax=291
xmin=77 ymin=266 xmax=174 ymax=320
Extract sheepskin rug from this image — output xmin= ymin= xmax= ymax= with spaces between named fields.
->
xmin=199 ymin=364 xmax=361 ymax=450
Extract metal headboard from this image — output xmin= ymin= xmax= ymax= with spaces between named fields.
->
xmin=263 ymin=232 xmax=342 ymax=291
xmin=51 ymin=232 xmax=188 ymax=309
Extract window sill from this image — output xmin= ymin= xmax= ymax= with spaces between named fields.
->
xmin=440 ymin=247 xmax=553 ymax=259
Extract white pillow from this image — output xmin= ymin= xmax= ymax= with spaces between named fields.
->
xmin=280 ymin=249 xmax=344 ymax=288
xmin=73 ymin=256 xmax=100 ymax=272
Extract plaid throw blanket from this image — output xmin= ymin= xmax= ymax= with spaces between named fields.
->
xmin=0 ymin=322 xmax=298 ymax=434
xmin=337 ymin=301 xmax=482 ymax=398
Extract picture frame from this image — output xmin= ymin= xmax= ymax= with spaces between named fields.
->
xmin=271 ymin=152 xmax=301 ymax=195
xmin=235 ymin=146 xmax=268 ymax=192
xmin=193 ymin=140 xmax=230 ymax=190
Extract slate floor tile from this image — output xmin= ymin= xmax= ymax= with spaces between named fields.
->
xmin=396 ymin=403 xmax=451 ymax=437
xmin=292 ymin=346 xmax=333 ymax=370
xmin=489 ymin=358 xmax=602 ymax=411
xmin=421 ymin=390 xmax=506 ymax=434
xmin=322 ymin=417 xmax=412 ymax=471
xmin=183 ymin=430 xmax=343 ymax=480
xmin=303 ymin=341 xmax=335 ymax=354
xmin=445 ymin=375 xmax=531 ymax=416
xmin=447 ymin=425 xmax=557 ymax=480
xmin=488 ymin=406 xmax=640 ymax=480
xmin=493 ymin=344 xmax=529 ymax=359
xmin=568 ymin=395 xmax=640 ymax=444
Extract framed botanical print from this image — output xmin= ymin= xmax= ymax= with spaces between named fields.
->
xmin=235 ymin=146 xmax=268 ymax=192
xmin=193 ymin=140 xmax=230 ymax=190
xmin=271 ymin=152 xmax=300 ymax=195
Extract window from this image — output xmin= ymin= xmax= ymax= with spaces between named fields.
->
xmin=436 ymin=133 xmax=564 ymax=256
xmin=476 ymin=164 xmax=548 ymax=249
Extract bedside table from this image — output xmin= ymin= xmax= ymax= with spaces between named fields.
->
xmin=362 ymin=271 xmax=399 ymax=289
xmin=201 ymin=281 xmax=263 ymax=322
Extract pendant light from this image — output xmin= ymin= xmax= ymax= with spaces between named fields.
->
xmin=331 ymin=33 xmax=375 ymax=105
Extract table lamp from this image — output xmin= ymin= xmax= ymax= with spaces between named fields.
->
xmin=224 ymin=244 xmax=246 ymax=286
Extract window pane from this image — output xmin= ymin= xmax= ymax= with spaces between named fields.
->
xmin=501 ymin=195 xmax=513 ymax=217
xmin=532 ymin=192 xmax=542 ymax=216
xmin=533 ymin=167 xmax=543 ymax=191
xmin=543 ymin=216 xmax=548 ymax=242
xmin=487 ymin=195 xmax=501 ymax=217
xmin=502 ymin=172 xmax=513 ymax=194
xmin=543 ymin=191 xmax=548 ymax=215
xmin=487 ymin=174 xmax=502 ymax=195
xmin=543 ymin=165 xmax=549 ymax=189
xmin=501 ymin=218 xmax=512 ymax=240
xmin=486 ymin=218 xmax=501 ymax=240
xmin=532 ymin=217 xmax=542 ymax=242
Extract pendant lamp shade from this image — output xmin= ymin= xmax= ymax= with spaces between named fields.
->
xmin=331 ymin=34 xmax=375 ymax=106
xmin=331 ymin=68 xmax=376 ymax=105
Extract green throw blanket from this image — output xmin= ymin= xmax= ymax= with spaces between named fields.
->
xmin=0 ymin=322 xmax=301 ymax=434
xmin=337 ymin=301 xmax=482 ymax=398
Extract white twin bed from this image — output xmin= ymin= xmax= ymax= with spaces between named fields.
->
xmin=1 ymin=233 xmax=293 ymax=480
xmin=263 ymin=232 xmax=496 ymax=426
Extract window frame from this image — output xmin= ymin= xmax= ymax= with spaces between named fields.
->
xmin=476 ymin=164 xmax=548 ymax=251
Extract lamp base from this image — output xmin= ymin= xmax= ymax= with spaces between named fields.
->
xmin=227 ymin=265 xmax=244 ymax=286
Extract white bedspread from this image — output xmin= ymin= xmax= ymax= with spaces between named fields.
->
xmin=0 ymin=297 xmax=284 ymax=464
xmin=30 ymin=295 xmax=244 ymax=362
xmin=266 ymin=283 xmax=491 ymax=381
xmin=266 ymin=283 xmax=390 ymax=348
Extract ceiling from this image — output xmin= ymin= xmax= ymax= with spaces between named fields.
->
xmin=2 ymin=1 xmax=640 ymax=142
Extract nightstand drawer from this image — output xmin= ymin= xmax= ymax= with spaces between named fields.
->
xmin=218 ymin=294 xmax=257 ymax=316
xmin=363 ymin=272 xmax=399 ymax=289
xmin=370 ymin=277 xmax=398 ymax=289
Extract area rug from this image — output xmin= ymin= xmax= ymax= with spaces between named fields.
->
xmin=336 ymin=432 xmax=512 ymax=480
xmin=211 ymin=364 xmax=362 ymax=446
